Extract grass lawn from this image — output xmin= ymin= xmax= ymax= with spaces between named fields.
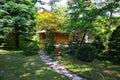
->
xmin=55 ymin=54 xmax=120 ymax=80
xmin=0 ymin=49 xmax=69 ymax=80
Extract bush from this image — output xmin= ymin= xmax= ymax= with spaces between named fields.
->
xmin=108 ymin=26 xmax=120 ymax=61
xmin=45 ymin=31 xmax=55 ymax=54
xmin=92 ymin=36 xmax=104 ymax=53
xmin=22 ymin=42 xmax=39 ymax=56
xmin=0 ymin=39 xmax=4 ymax=46
xmin=75 ymin=44 xmax=97 ymax=62
xmin=45 ymin=44 xmax=55 ymax=54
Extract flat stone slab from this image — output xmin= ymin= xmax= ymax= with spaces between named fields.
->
xmin=64 ymin=73 xmax=73 ymax=78
xmin=0 ymin=70 xmax=4 ymax=74
xmin=72 ymin=76 xmax=84 ymax=80
xmin=46 ymin=62 xmax=55 ymax=65
xmin=38 ymin=50 xmax=87 ymax=80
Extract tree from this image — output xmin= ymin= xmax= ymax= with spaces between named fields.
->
xmin=36 ymin=0 xmax=61 ymax=12
xmin=67 ymin=0 xmax=97 ymax=47
xmin=67 ymin=0 xmax=120 ymax=48
xmin=36 ymin=11 xmax=65 ymax=31
xmin=0 ymin=0 xmax=36 ymax=49
xmin=54 ymin=5 xmax=67 ymax=17
xmin=93 ymin=0 xmax=120 ymax=52
xmin=49 ymin=0 xmax=61 ymax=12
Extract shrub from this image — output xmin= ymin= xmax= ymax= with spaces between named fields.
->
xmin=26 ymin=42 xmax=39 ymax=51
xmin=75 ymin=44 xmax=97 ymax=62
xmin=45 ymin=44 xmax=55 ymax=54
xmin=92 ymin=36 xmax=104 ymax=53
xmin=108 ymin=26 xmax=120 ymax=61
xmin=45 ymin=31 xmax=55 ymax=54
xmin=22 ymin=42 xmax=39 ymax=56
xmin=0 ymin=35 xmax=4 ymax=45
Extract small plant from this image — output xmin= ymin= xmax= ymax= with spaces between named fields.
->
xmin=75 ymin=44 xmax=97 ymax=62
xmin=22 ymin=42 xmax=39 ymax=56
xmin=45 ymin=43 xmax=55 ymax=54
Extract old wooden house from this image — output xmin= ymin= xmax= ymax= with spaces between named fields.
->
xmin=37 ymin=30 xmax=70 ymax=45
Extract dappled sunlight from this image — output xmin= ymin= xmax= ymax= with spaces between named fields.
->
xmin=19 ymin=73 xmax=31 ymax=78
xmin=23 ymin=60 xmax=37 ymax=67
xmin=105 ymin=61 xmax=111 ymax=64
xmin=103 ymin=70 xmax=120 ymax=78
xmin=30 ymin=62 xmax=35 ymax=66
xmin=56 ymin=54 xmax=120 ymax=80
xmin=80 ymin=68 xmax=92 ymax=73
xmin=23 ymin=63 xmax=29 ymax=67
xmin=0 ymin=49 xmax=68 ymax=80
xmin=35 ymin=70 xmax=43 ymax=75
xmin=0 ymin=49 xmax=10 ymax=54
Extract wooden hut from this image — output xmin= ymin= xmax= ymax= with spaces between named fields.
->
xmin=37 ymin=30 xmax=69 ymax=45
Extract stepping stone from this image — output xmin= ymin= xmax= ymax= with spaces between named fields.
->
xmin=60 ymin=69 xmax=69 ymax=74
xmin=50 ymin=65 xmax=56 ymax=69
xmin=56 ymin=66 xmax=65 ymax=70
xmin=47 ymin=58 xmax=54 ymax=61
xmin=46 ymin=62 xmax=55 ymax=65
xmin=64 ymin=73 xmax=73 ymax=78
xmin=0 ymin=70 xmax=4 ymax=74
xmin=42 ymin=60 xmax=51 ymax=63
xmin=72 ymin=76 xmax=84 ymax=80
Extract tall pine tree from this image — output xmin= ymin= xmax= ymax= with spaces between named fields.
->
xmin=0 ymin=0 xmax=36 ymax=49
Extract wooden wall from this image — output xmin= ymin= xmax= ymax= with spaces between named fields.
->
xmin=39 ymin=33 xmax=69 ymax=44
xmin=54 ymin=33 xmax=69 ymax=44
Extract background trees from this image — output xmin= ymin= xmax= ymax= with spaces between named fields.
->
xmin=65 ymin=0 xmax=120 ymax=61
xmin=67 ymin=0 xmax=120 ymax=47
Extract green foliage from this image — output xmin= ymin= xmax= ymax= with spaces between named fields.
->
xmin=36 ymin=11 xmax=65 ymax=31
xmin=75 ymin=44 xmax=97 ymax=62
xmin=0 ymin=37 xmax=4 ymax=46
xmin=108 ymin=26 xmax=120 ymax=61
xmin=66 ymin=0 xmax=120 ymax=44
xmin=67 ymin=0 xmax=96 ymax=31
xmin=0 ymin=0 xmax=36 ymax=48
xmin=93 ymin=36 xmax=105 ymax=53
xmin=45 ymin=31 xmax=55 ymax=54
xmin=45 ymin=44 xmax=55 ymax=54
xmin=22 ymin=41 xmax=39 ymax=56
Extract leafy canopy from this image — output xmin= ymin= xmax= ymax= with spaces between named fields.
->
xmin=0 ymin=0 xmax=36 ymax=37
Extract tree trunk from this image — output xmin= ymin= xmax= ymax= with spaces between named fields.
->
xmin=14 ymin=33 xmax=19 ymax=49
xmin=80 ymin=29 xmax=89 ymax=47
xmin=105 ymin=11 xmax=112 ymax=52
xmin=14 ymin=27 xmax=19 ymax=49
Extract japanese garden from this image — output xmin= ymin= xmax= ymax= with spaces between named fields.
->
xmin=0 ymin=0 xmax=120 ymax=80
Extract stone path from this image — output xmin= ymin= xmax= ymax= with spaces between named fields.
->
xmin=38 ymin=50 xmax=87 ymax=80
